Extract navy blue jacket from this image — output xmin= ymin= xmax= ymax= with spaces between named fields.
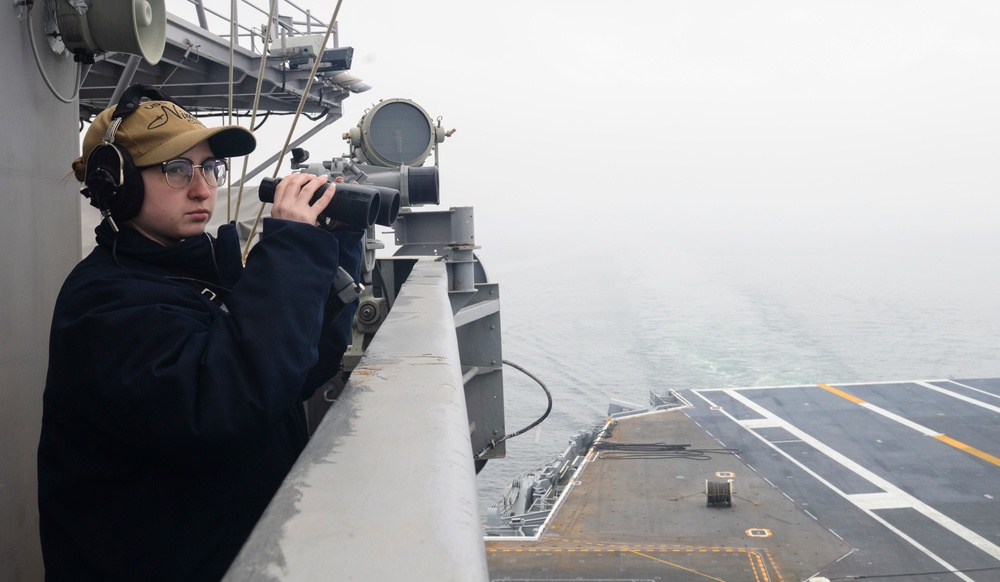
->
xmin=38 ymin=218 xmax=363 ymax=581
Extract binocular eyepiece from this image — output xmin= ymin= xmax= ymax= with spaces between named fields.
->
xmin=258 ymin=176 xmax=401 ymax=228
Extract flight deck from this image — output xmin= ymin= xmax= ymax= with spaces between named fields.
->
xmin=485 ymin=378 xmax=1000 ymax=581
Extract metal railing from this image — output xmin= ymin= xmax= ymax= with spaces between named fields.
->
xmin=224 ymin=258 xmax=489 ymax=581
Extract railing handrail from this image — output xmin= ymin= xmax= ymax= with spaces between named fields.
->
xmin=224 ymin=258 xmax=489 ymax=581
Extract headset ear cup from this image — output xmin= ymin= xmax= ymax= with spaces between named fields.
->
xmin=83 ymin=144 xmax=144 ymax=223
xmin=115 ymin=153 xmax=145 ymax=223
xmin=84 ymin=144 xmax=125 ymax=212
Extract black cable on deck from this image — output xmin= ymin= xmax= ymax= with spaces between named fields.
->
xmin=593 ymin=441 xmax=742 ymax=460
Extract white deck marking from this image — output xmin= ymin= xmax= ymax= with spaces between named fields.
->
xmin=692 ymin=388 xmax=1000 ymax=580
xmin=848 ymin=492 xmax=913 ymax=511
xmin=916 ymin=381 xmax=1000 ymax=413
xmin=856 ymin=402 xmax=942 ymax=437
xmin=740 ymin=418 xmax=782 ymax=429
xmin=946 ymin=379 xmax=1000 ymax=401
xmin=694 ymin=379 xmax=951 ymax=392
xmin=820 ymin=383 xmax=1000 ymax=468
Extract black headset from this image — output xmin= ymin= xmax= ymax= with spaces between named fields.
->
xmin=82 ymin=84 xmax=178 ymax=230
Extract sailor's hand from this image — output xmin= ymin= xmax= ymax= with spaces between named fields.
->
xmin=269 ymin=173 xmax=334 ymax=226
xmin=325 ymin=176 xmax=352 ymax=228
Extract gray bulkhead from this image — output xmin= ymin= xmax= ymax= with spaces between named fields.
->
xmin=1 ymin=4 xmax=82 ymax=579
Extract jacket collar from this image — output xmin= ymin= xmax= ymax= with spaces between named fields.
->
xmin=94 ymin=220 xmax=241 ymax=286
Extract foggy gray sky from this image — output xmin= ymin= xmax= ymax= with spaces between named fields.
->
xmin=212 ymin=1 xmax=1000 ymax=255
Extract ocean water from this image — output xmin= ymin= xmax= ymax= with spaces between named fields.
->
xmin=473 ymin=228 xmax=1000 ymax=514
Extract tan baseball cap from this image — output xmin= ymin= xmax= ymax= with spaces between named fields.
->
xmin=74 ymin=100 xmax=256 ymax=180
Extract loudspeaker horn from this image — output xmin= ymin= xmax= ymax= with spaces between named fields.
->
xmin=56 ymin=0 xmax=166 ymax=65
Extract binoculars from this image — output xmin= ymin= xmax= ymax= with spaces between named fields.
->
xmin=258 ymin=177 xmax=400 ymax=228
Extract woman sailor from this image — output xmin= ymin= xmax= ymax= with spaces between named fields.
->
xmin=37 ymin=85 xmax=362 ymax=582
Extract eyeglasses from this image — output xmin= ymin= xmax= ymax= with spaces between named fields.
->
xmin=159 ymin=158 xmax=228 ymax=189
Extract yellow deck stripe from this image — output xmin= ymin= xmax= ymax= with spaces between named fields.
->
xmin=817 ymin=383 xmax=867 ymax=405
xmin=817 ymin=383 xmax=1000 ymax=468
xmin=626 ymin=550 xmax=728 ymax=582
xmin=934 ymin=435 xmax=1000 ymax=468
xmin=748 ymin=551 xmax=770 ymax=582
